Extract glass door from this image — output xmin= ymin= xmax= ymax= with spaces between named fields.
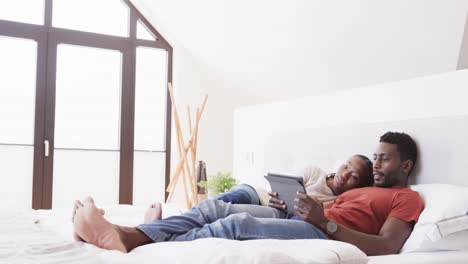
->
xmin=0 ymin=36 xmax=38 ymax=211
xmin=50 ymin=44 xmax=123 ymax=208
xmin=132 ymin=47 xmax=168 ymax=205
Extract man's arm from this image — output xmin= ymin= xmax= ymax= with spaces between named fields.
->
xmin=294 ymin=193 xmax=414 ymax=256
xmin=326 ymin=217 xmax=413 ymax=256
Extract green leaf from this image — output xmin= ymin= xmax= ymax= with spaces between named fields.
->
xmin=197 ymin=181 xmax=208 ymax=189
xmin=202 ymin=171 xmax=238 ymax=196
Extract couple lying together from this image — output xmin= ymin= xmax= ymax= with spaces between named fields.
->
xmin=72 ymin=131 xmax=424 ymax=256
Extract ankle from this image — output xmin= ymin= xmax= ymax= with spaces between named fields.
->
xmin=115 ymin=225 xmax=153 ymax=252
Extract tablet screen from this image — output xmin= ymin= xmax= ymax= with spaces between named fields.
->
xmin=264 ymin=173 xmax=307 ymax=214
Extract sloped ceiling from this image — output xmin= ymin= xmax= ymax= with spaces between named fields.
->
xmin=130 ymin=0 xmax=468 ymax=105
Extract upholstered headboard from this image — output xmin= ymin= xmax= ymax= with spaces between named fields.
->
xmin=233 ymin=70 xmax=468 ymax=188
xmin=261 ymin=115 xmax=468 ymax=186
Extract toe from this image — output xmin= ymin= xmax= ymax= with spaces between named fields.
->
xmin=72 ymin=200 xmax=84 ymax=222
xmin=75 ymin=200 xmax=84 ymax=207
xmin=83 ymin=196 xmax=95 ymax=206
xmin=150 ymin=202 xmax=161 ymax=208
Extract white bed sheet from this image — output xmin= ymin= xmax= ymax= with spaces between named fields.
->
xmin=368 ymin=251 xmax=468 ymax=264
xmin=0 ymin=204 xmax=368 ymax=264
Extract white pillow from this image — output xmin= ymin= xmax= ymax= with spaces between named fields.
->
xmin=401 ymin=184 xmax=468 ymax=253
xmin=411 ymin=184 xmax=468 ymax=224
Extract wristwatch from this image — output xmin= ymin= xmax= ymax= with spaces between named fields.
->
xmin=325 ymin=220 xmax=338 ymax=235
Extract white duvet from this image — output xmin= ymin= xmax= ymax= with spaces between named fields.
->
xmin=0 ymin=205 xmax=368 ymax=264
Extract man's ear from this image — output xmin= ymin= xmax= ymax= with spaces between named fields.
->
xmin=401 ymin=160 xmax=413 ymax=176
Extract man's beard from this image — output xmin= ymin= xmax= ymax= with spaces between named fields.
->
xmin=374 ymin=173 xmax=399 ymax=187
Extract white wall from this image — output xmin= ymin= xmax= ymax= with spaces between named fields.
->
xmin=129 ymin=0 xmax=468 ymax=188
xmin=458 ymin=13 xmax=468 ymax=69
xmin=233 ymin=70 xmax=468 ymax=188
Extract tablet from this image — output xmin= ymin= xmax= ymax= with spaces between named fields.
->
xmin=264 ymin=173 xmax=307 ymax=214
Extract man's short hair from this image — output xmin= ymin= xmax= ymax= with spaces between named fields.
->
xmin=379 ymin=132 xmax=418 ymax=176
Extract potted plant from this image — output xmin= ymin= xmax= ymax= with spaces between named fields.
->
xmin=197 ymin=171 xmax=238 ymax=197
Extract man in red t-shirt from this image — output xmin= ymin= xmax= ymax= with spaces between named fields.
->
xmin=293 ymin=131 xmax=424 ymax=255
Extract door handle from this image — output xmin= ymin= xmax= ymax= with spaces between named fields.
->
xmin=44 ymin=140 xmax=49 ymax=157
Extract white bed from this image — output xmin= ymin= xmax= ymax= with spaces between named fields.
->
xmin=2 ymin=70 xmax=468 ymax=264
xmin=1 ymin=205 xmax=368 ymax=264
xmin=368 ymin=251 xmax=468 ymax=264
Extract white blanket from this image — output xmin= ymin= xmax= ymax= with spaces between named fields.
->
xmin=0 ymin=205 xmax=368 ymax=264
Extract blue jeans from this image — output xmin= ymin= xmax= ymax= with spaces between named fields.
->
xmin=217 ymin=184 xmax=299 ymax=219
xmin=137 ymin=199 xmax=328 ymax=242
xmin=215 ymin=184 xmax=260 ymax=205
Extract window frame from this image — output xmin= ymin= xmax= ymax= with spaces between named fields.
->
xmin=0 ymin=0 xmax=172 ymax=209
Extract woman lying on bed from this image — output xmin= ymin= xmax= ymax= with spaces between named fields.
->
xmin=143 ymin=154 xmax=374 ymax=223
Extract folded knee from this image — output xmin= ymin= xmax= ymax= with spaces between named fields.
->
xmin=224 ymin=212 xmax=252 ymax=222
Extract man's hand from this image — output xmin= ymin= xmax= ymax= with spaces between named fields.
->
xmin=268 ymin=192 xmax=287 ymax=210
xmin=293 ymin=192 xmax=328 ymax=227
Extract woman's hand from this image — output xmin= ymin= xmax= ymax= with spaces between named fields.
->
xmin=268 ymin=192 xmax=287 ymax=210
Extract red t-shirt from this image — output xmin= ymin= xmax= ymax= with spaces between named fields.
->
xmin=324 ymin=186 xmax=424 ymax=235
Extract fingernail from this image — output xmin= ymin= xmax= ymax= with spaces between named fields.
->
xmin=294 ymin=198 xmax=298 ymax=202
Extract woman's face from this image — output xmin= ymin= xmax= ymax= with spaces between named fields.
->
xmin=332 ymin=156 xmax=369 ymax=194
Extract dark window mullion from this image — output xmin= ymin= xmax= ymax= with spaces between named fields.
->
xmin=119 ymin=44 xmax=136 ymax=205
xmin=0 ymin=19 xmax=45 ymax=40
xmin=31 ymin=32 xmax=48 ymax=210
xmin=49 ymin=29 xmax=130 ymax=51
xmin=164 ymin=47 xmax=173 ymax=201
xmin=116 ymin=1 xmax=138 ymax=205
xmin=129 ymin=3 xmax=137 ymax=39
xmin=134 ymin=39 xmax=169 ymax=49
xmin=42 ymin=33 xmax=58 ymax=209
xmin=44 ymin=0 xmax=52 ymax=28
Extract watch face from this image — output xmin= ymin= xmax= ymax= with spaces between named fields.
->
xmin=326 ymin=221 xmax=338 ymax=234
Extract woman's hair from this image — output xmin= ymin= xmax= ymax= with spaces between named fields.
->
xmin=353 ymin=154 xmax=374 ymax=187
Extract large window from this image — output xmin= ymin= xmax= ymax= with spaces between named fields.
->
xmin=0 ymin=0 xmax=172 ymax=209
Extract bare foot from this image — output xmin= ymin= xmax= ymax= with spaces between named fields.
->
xmin=72 ymin=200 xmax=105 ymax=241
xmin=144 ymin=202 xmax=163 ymax=224
xmin=73 ymin=197 xmax=128 ymax=252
